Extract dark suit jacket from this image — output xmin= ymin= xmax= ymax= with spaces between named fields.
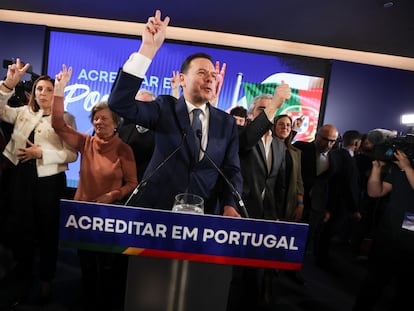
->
xmin=327 ymin=148 xmax=360 ymax=217
xmin=118 ymin=124 xmax=154 ymax=181
xmin=238 ymin=112 xmax=286 ymax=220
xmin=293 ymin=140 xmax=338 ymax=217
xmin=108 ymin=70 xmax=242 ymax=214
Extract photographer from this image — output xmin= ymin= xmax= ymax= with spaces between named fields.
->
xmin=353 ymin=149 xmax=414 ymax=310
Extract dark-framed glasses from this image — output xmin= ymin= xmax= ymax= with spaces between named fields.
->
xmin=319 ymin=136 xmax=337 ymax=143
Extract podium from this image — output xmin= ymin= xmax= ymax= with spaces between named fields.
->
xmin=125 ymin=257 xmax=232 ymax=311
xmin=59 ymin=199 xmax=308 ymax=311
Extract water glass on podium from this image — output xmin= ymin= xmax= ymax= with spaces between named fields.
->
xmin=172 ymin=193 xmax=204 ymax=214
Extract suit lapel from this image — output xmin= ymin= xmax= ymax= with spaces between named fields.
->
xmin=255 ymin=139 xmax=269 ymax=173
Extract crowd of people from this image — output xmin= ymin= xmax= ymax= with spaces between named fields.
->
xmin=0 ymin=9 xmax=413 ymax=311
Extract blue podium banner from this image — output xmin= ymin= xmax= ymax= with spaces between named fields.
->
xmin=59 ymin=200 xmax=309 ymax=270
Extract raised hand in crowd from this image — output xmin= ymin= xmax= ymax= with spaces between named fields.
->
xmin=262 ymin=80 xmax=291 ymax=120
xmin=170 ymin=70 xmax=180 ymax=98
xmin=293 ymin=115 xmax=304 ymax=132
xmin=0 ymin=58 xmax=31 ymax=92
xmin=211 ymin=61 xmax=226 ymax=107
xmin=54 ymin=64 xmax=73 ymax=97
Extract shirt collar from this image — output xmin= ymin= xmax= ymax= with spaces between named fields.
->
xmin=343 ymin=147 xmax=354 ymax=157
xmin=186 ymin=101 xmax=207 ymax=115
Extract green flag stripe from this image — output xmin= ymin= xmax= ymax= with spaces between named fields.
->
xmin=242 ymin=82 xmax=301 ymax=115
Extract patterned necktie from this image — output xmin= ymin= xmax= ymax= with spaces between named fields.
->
xmin=192 ymin=108 xmax=202 ymax=161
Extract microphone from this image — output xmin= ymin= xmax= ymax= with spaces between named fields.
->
xmin=124 ymin=130 xmax=187 ymax=206
xmin=196 ymin=130 xmax=249 ymax=218
xmin=367 ymin=128 xmax=396 ymax=145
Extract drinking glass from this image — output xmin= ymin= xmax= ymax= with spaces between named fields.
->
xmin=172 ymin=193 xmax=204 ymax=214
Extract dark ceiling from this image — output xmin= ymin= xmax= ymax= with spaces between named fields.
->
xmin=1 ymin=0 xmax=414 ymax=58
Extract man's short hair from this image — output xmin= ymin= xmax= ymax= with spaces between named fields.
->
xmin=248 ymin=94 xmax=273 ymax=114
xmin=136 ymin=89 xmax=156 ymax=100
xmin=342 ymin=130 xmax=362 ymax=147
xmin=229 ymin=106 xmax=247 ymax=118
xmin=180 ymin=52 xmax=213 ymax=74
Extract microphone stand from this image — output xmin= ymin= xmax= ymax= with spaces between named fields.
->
xmin=124 ymin=131 xmax=186 ymax=206
xmin=197 ymin=130 xmax=249 ymax=218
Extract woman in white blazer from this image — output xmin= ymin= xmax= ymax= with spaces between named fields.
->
xmin=0 ymin=59 xmax=78 ymax=305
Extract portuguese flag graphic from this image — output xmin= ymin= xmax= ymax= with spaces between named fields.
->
xmin=242 ymin=82 xmax=323 ymax=142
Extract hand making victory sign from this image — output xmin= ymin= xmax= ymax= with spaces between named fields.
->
xmin=54 ymin=64 xmax=73 ymax=97
xmin=209 ymin=61 xmax=226 ymax=107
xmin=139 ymin=10 xmax=170 ymax=59
xmin=1 ymin=58 xmax=31 ymax=91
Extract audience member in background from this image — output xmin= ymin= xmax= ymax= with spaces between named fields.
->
xmin=227 ymin=84 xmax=291 ymax=310
xmin=0 ymin=123 xmax=8 ymax=225
xmin=52 ymin=64 xmax=137 ymax=311
xmin=291 ymin=115 xmax=304 ymax=138
xmin=272 ymin=115 xmax=304 ymax=222
xmin=118 ymin=89 xmax=156 ymax=181
xmin=293 ymin=124 xmax=339 ymax=261
xmin=351 ymin=134 xmax=384 ymax=259
xmin=272 ymin=114 xmax=305 ymax=284
xmin=108 ymin=10 xmax=242 ymax=216
xmin=62 ymin=110 xmax=78 ymax=200
xmin=353 ymin=149 xmax=414 ymax=311
xmin=170 ymin=70 xmax=181 ymax=98
xmin=315 ymin=130 xmax=362 ymax=268
xmin=63 ymin=111 xmax=77 ymax=129
xmin=0 ymin=59 xmax=78 ymax=306
xmin=229 ymin=106 xmax=248 ymax=127
xmin=0 ymin=70 xmax=36 ymax=195
xmin=210 ymin=60 xmax=226 ymax=107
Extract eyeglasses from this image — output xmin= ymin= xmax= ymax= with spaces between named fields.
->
xmin=319 ymin=136 xmax=337 ymax=143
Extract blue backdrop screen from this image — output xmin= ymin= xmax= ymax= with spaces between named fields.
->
xmin=46 ymin=30 xmax=330 ymax=188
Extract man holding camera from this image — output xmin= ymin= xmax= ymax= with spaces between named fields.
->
xmin=353 ymin=149 xmax=414 ymax=310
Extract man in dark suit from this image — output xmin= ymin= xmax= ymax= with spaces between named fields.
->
xmin=118 ymin=89 xmax=156 ymax=182
xmin=293 ymin=124 xmax=339 ymax=259
xmin=316 ymin=130 xmax=362 ymax=266
xmin=238 ymin=92 xmax=290 ymax=220
xmin=226 ymin=88 xmax=291 ymax=310
xmin=108 ymin=10 xmax=242 ymax=216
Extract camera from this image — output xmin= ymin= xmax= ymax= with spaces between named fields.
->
xmin=368 ymin=128 xmax=414 ymax=162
